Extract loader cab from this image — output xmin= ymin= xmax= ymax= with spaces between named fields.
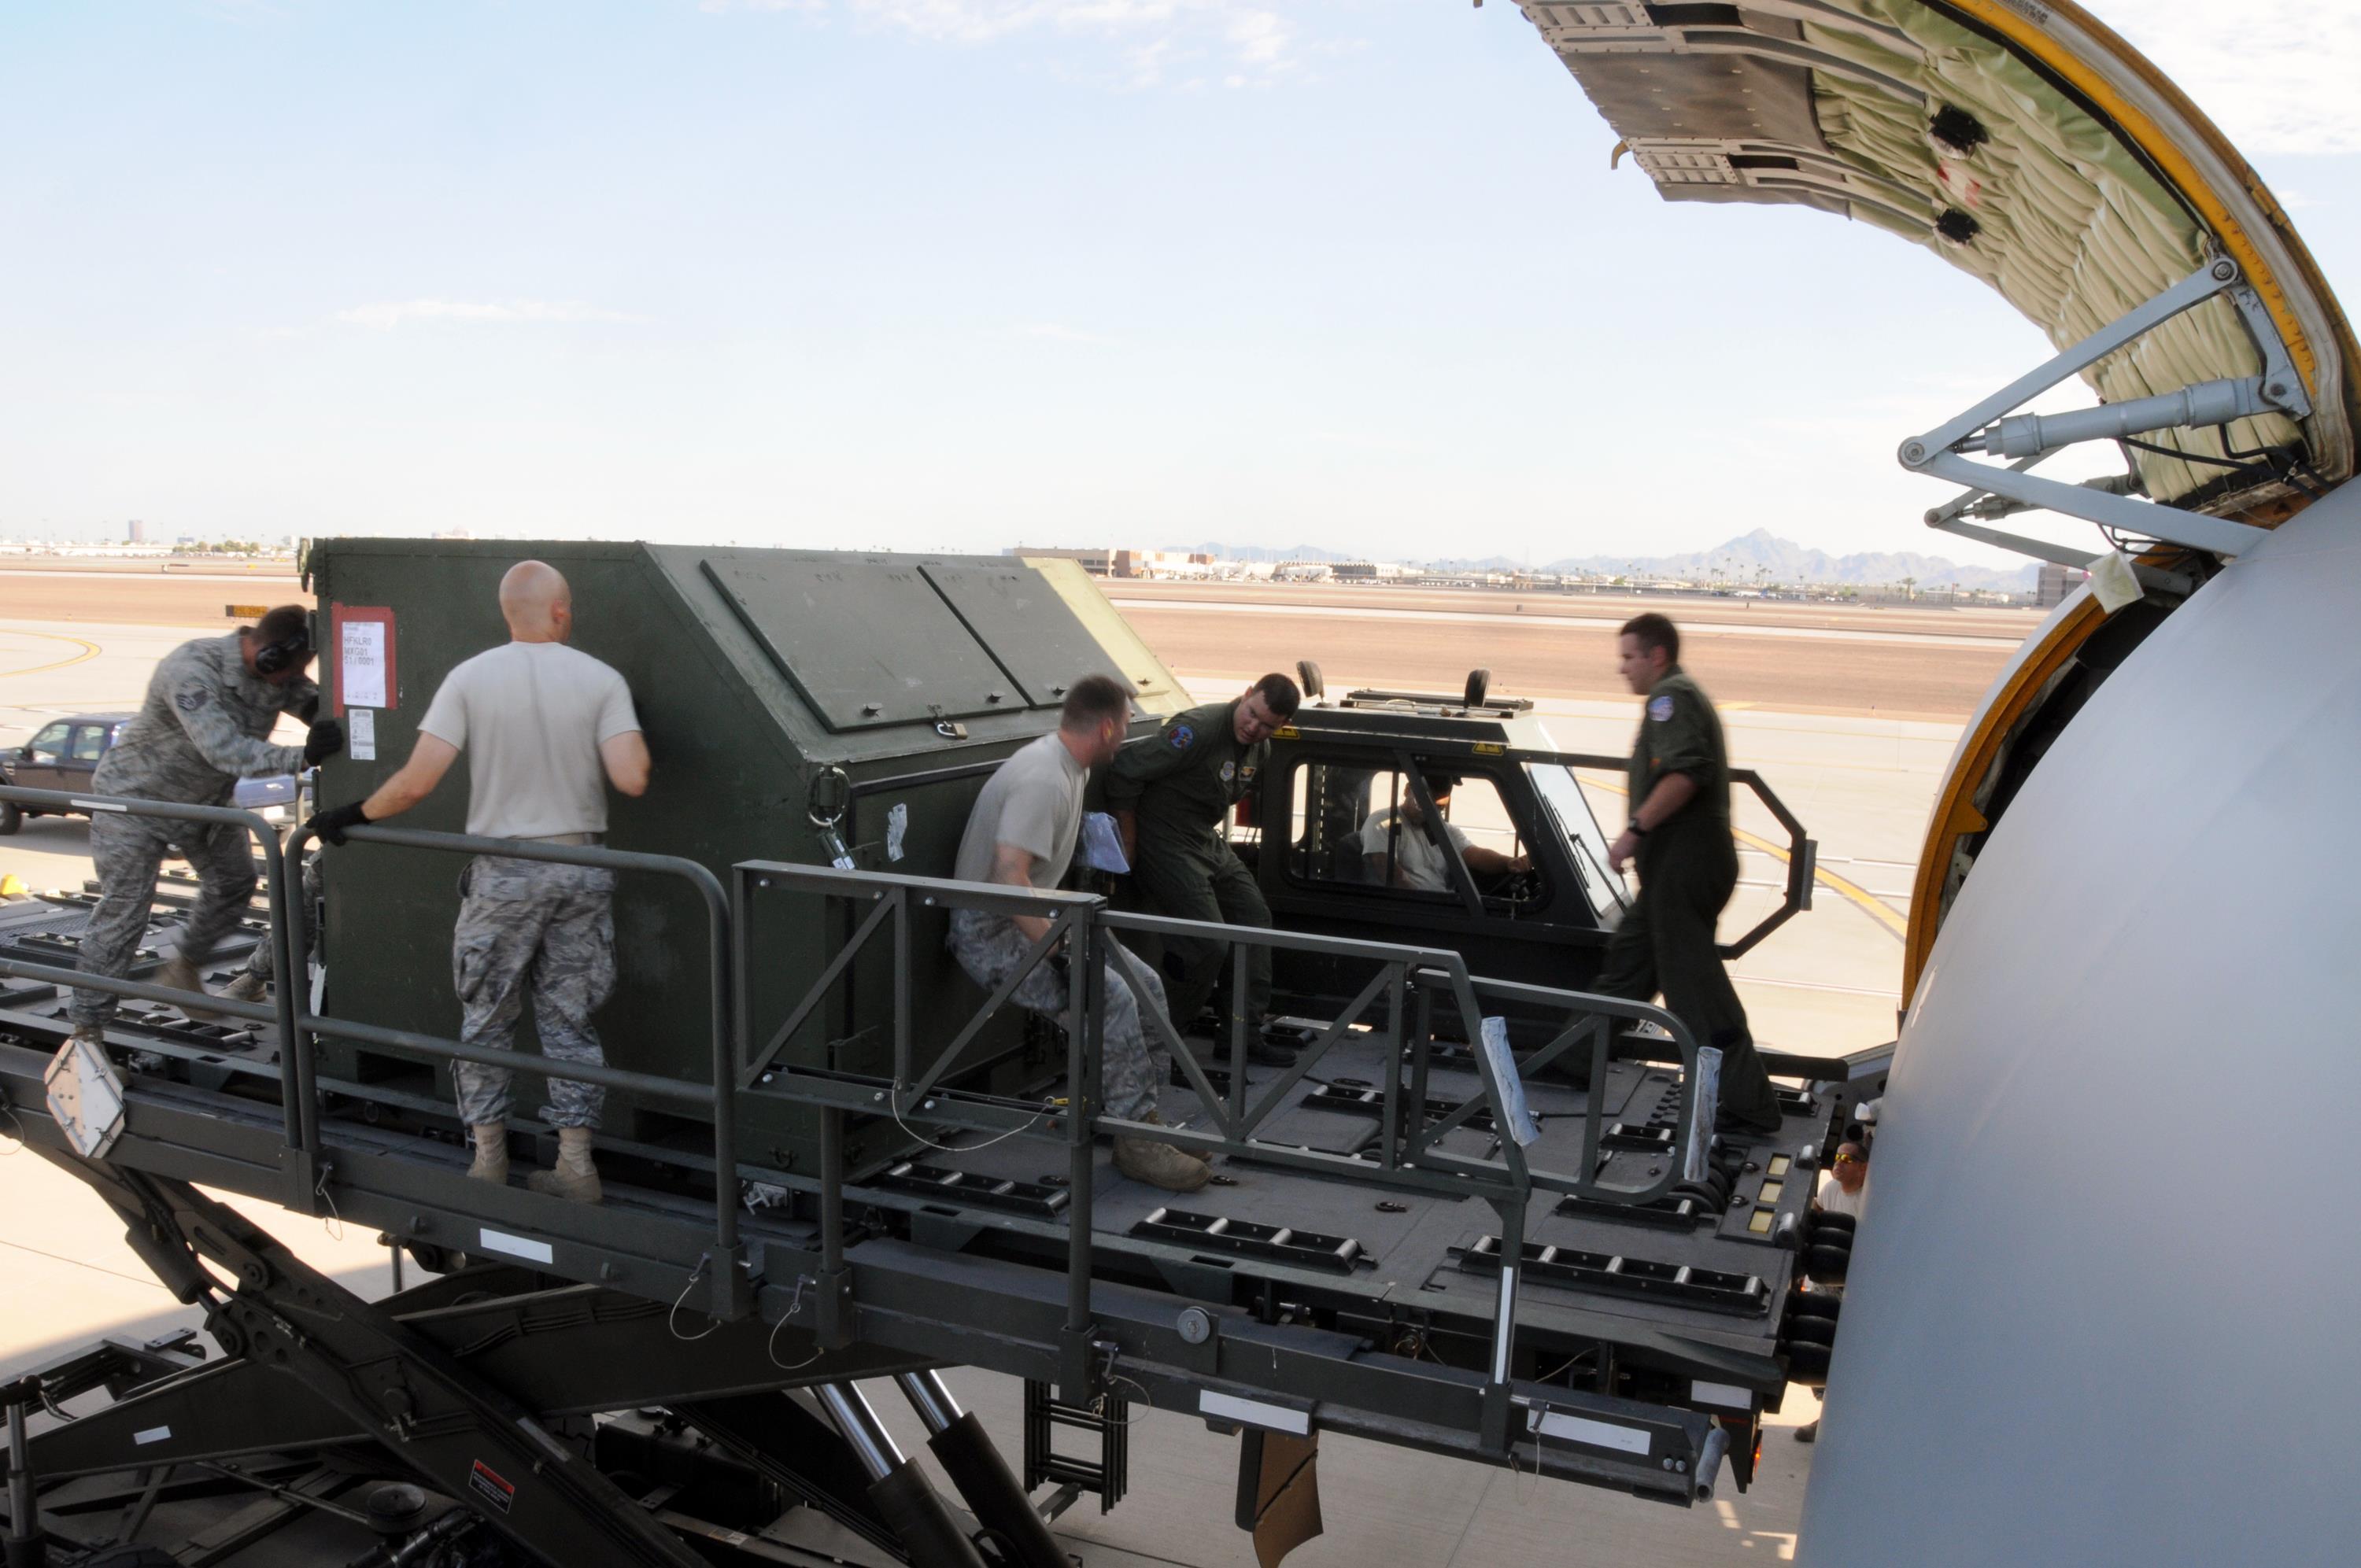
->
xmin=1226 ymin=671 xmax=1635 ymax=1009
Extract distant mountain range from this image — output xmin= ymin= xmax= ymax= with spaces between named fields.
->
xmin=1545 ymin=529 xmax=2038 ymax=592
xmin=1170 ymin=529 xmax=2037 ymax=591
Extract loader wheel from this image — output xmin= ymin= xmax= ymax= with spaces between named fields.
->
xmin=1783 ymin=1344 xmax=1831 ymax=1384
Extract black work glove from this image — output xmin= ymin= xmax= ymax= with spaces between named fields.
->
xmin=295 ymin=693 xmax=321 ymax=724
xmin=306 ymin=799 xmax=371 ymax=847
xmin=302 ymin=718 xmax=345 ymax=767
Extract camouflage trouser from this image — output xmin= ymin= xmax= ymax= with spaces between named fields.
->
xmin=242 ymin=853 xmax=321 ymax=984
xmin=450 ymin=856 xmax=616 ymax=1131
xmin=73 ymin=812 xmax=257 ymax=1030
xmin=947 ymin=907 xmax=1166 ymax=1121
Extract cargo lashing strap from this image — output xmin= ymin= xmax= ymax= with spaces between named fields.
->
xmin=1900 ymin=256 xmax=2313 ymax=566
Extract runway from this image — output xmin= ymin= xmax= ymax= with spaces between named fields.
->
xmin=1109 ymin=594 xmax=2025 ymax=650
xmin=1114 ymin=581 xmax=2030 ymax=722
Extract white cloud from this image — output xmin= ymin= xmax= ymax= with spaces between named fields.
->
xmin=2101 ymin=2 xmax=2361 ymax=157
xmin=334 ymin=299 xmax=645 ymax=331
xmin=708 ymin=0 xmax=1300 ymax=86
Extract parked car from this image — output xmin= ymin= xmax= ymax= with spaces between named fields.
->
xmin=0 ymin=713 xmax=299 ymax=834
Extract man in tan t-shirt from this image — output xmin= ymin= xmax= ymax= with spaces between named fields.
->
xmin=948 ymin=675 xmax=1205 ymax=1193
xmin=305 ymin=561 xmax=649 ymax=1203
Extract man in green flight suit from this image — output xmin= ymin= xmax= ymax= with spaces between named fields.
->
xmin=1105 ymin=673 xmax=1301 ymax=1054
xmin=1599 ymin=614 xmax=1784 ymax=1138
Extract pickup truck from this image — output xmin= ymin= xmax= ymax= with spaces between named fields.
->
xmin=0 ymin=712 xmax=299 ymax=834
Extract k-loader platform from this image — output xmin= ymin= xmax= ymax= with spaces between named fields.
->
xmin=0 ymin=778 xmax=1865 ymax=1567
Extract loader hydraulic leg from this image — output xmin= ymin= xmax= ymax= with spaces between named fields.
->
xmin=896 ymin=1371 xmax=1064 ymax=1568
xmin=816 ymin=1382 xmax=987 ymax=1568
xmin=28 ymin=1146 xmax=707 ymax=1568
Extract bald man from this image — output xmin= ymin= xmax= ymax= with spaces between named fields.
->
xmin=305 ymin=562 xmax=651 ymax=1202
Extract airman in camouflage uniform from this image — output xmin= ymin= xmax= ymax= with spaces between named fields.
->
xmin=72 ymin=611 xmax=340 ymax=1035
xmin=305 ymin=561 xmax=648 ymax=1203
xmin=947 ymin=675 xmax=1208 ymax=1192
xmin=947 ymin=906 xmax=1170 ymax=1123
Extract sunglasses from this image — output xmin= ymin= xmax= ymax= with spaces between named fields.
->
xmin=1833 ymin=1153 xmax=1865 ymax=1166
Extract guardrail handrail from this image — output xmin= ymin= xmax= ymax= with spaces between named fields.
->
xmin=285 ymin=819 xmax=748 ymax=1318
xmin=1514 ymin=747 xmax=1816 ymax=957
xmin=732 ymin=857 xmax=1716 ymax=1429
xmin=0 ymin=784 xmax=305 ymax=1149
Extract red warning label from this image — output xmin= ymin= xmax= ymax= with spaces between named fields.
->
xmin=468 ymin=1459 xmax=515 ymax=1515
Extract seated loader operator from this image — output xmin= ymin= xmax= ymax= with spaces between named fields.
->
xmin=949 ymin=674 xmax=1208 ymax=1194
xmin=1103 ymin=673 xmax=1298 ymax=1064
xmin=70 ymin=606 xmax=345 ymax=1043
xmin=305 ymin=562 xmax=649 ymax=1205
xmin=1359 ymin=773 xmax=1531 ymax=892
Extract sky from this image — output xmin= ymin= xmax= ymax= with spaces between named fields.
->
xmin=2 ymin=2 xmax=2358 ymax=570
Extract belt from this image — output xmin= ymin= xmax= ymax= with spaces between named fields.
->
xmin=515 ymin=832 xmax=603 ymax=847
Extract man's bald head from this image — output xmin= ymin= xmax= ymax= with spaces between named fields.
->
xmin=499 ymin=560 xmax=573 ymax=644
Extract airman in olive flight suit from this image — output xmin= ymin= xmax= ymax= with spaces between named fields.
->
xmin=1104 ymin=673 xmax=1300 ymax=1045
xmin=1600 ymin=615 xmax=1784 ymax=1138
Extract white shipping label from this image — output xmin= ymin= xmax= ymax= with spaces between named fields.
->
xmin=341 ymin=619 xmax=389 ymax=709
xmin=349 ymin=707 xmax=377 ymax=762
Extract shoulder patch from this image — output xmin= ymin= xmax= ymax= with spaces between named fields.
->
xmin=1167 ymin=724 xmax=1195 ymax=750
xmin=1219 ymin=759 xmax=1236 ymax=784
xmin=176 ymin=689 xmax=212 ymax=714
xmin=1646 ymin=694 xmax=1675 ymax=722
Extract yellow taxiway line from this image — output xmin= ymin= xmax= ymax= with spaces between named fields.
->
xmin=0 ymin=629 xmax=102 ymax=680
xmin=1585 ymin=776 xmax=1908 ymax=942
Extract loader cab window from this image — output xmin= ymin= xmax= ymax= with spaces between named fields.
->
xmin=1286 ymin=759 xmax=1536 ymax=907
xmin=1526 ymin=761 xmax=1629 ymax=924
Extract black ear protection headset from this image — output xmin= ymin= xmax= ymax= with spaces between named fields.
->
xmin=250 ymin=618 xmax=312 ymax=677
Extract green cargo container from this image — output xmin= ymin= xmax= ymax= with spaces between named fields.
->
xmin=306 ymin=539 xmax=1187 ymax=1177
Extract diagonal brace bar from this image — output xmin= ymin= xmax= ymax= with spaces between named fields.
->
xmin=745 ymin=889 xmax=899 ymax=1087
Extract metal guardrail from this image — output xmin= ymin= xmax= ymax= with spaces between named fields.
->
xmin=732 ymin=860 xmax=1713 ymax=1424
xmin=0 ymin=785 xmax=305 ymax=1151
xmin=1522 ymin=750 xmax=1816 ymax=958
xmin=283 ymin=819 xmax=751 ymax=1318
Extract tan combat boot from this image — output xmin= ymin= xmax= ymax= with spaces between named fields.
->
xmin=1114 ymin=1134 xmax=1211 ymax=1193
xmin=156 ymin=955 xmax=223 ymax=1023
xmin=220 ymin=971 xmax=268 ymax=1005
xmin=467 ymin=1122 xmax=510 ymax=1185
xmin=1140 ymin=1109 xmax=1212 ymax=1164
xmin=527 ymin=1127 xmax=602 ymax=1204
